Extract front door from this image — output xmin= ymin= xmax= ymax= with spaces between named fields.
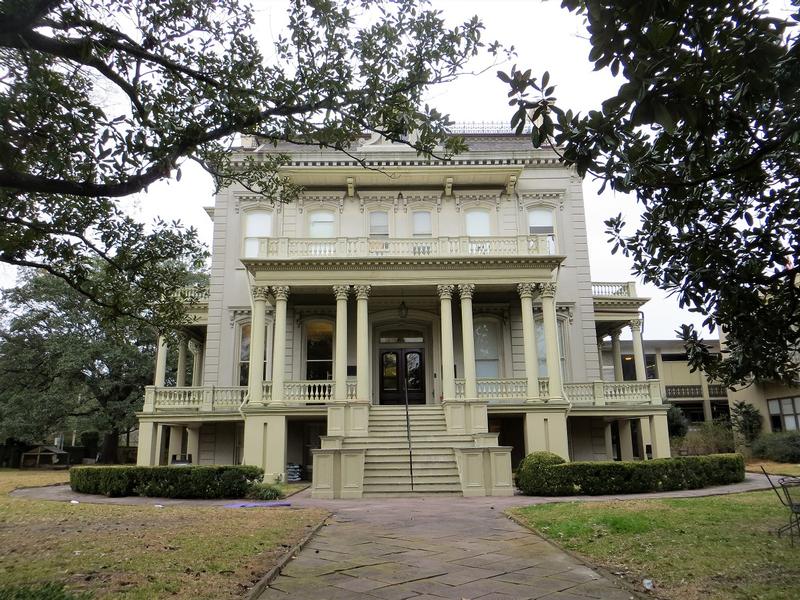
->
xmin=379 ymin=348 xmax=426 ymax=405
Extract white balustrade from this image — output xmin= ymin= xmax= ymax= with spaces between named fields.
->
xmin=284 ymin=380 xmax=334 ymax=403
xmin=591 ymin=281 xmax=637 ymax=297
xmin=244 ymin=235 xmax=557 ymax=260
xmin=346 ymin=379 xmax=358 ymax=400
xmin=475 ymin=378 xmax=527 ymax=399
xmin=153 ymin=387 xmax=203 ymax=408
xmin=152 ymin=386 xmax=244 ymax=411
xmin=603 ymin=381 xmax=653 ymax=403
xmin=563 ymin=382 xmax=596 ymax=404
xmin=212 ymin=386 xmax=247 ymax=407
xmin=538 ymin=377 xmax=550 ymax=398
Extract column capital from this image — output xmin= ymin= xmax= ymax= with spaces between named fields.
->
xmin=333 ymin=284 xmax=351 ymax=301
xmin=458 ymin=283 xmax=475 ymax=299
xmin=271 ymin=285 xmax=290 ymax=301
xmin=630 ymin=318 xmax=643 ymax=332
xmin=188 ymin=339 xmax=202 ymax=355
xmin=537 ymin=282 xmax=557 ymax=298
xmin=354 ymin=284 xmax=371 ymax=300
xmin=436 ymin=284 xmax=455 ymax=300
xmin=517 ymin=282 xmax=536 ymax=299
xmin=252 ymin=285 xmax=271 ymax=301
xmin=611 ymin=329 xmax=622 ymax=341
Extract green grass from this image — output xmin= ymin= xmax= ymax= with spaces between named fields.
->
xmin=510 ymin=492 xmax=800 ymax=600
xmin=0 ymin=469 xmax=327 ymax=599
xmin=747 ymin=460 xmax=800 ymax=477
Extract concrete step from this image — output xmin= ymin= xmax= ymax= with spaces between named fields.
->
xmin=345 ymin=434 xmax=472 ymax=443
xmin=368 ymin=415 xmax=446 ymax=423
xmin=363 ymin=474 xmax=461 ymax=485
xmin=362 ymin=482 xmax=463 ymax=494
xmin=365 ymin=448 xmax=456 ymax=457
xmin=343 ymin=441 xmax=475 ymax=450
xmin=362 ymin=491 xmax=463 ymax=497
xmin=363 ymin=464 xmax=458 ymax=474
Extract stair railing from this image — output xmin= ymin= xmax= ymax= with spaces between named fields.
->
xmin=402 ymin=371 xmax=414 ymax=491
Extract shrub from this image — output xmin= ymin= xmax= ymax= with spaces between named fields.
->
xmin=667 ymin=404 xmax=690 ymax=438
xmin=730 ymin=401 xmax=763 ymax=446
xmin=752 ymin=431 xmax=800 ymax=463
xmin=69 ymin=465 xmax=263 ymax=499
xmin=674 ymin=422 xmax=735 ymax=455
xmin=246 ymin=483 xmax=283 ymax=501
xmin=0 ymin=583 xmax=91 ymax=600
xmin=517 ymin=453 xmax=744 ymax=496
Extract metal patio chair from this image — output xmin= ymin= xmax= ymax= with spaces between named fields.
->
xmin=761 ymin=466 xmax=800 ymax=545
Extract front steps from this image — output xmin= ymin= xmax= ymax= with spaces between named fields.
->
xmin=345 ymin=405 xmax=475 ymax=497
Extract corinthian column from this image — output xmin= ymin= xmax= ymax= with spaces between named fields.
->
xmin=354 ymin=285 xmax=371 ymax=401
xmin=333 ymin=285 xmax=350 ymax=401
xmin=154 ymin=335 xmax=168 ymax=386
xmin=248 ymin=286 xmax=270 ymax=404
xmin=538 ymin=282 xmax=562 ymax=401
xmin=176 ymin=336 xmax=188 ymax=387
xmin=517 ymin=283 xmax=540 ymax=401
xmin=437 ymin=284 xmax=456 ymax=400
xmin=630 ymin=318 xmax=646 ymax=381
xmin=459 ymin=283 xmax=477 ymax=399
xmin=270 ymin=286 xmax=290 ymax=404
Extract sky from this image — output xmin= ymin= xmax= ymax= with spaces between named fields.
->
xmin=1 ymin=0 xmax=739 ymax=341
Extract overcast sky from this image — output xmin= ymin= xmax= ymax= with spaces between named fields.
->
xmin=5 ymin=0 xmax=759 ymax=341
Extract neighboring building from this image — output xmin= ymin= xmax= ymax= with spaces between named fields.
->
xmin=728 ymin=382 xmax=800 ymax=433
xmin=136 ymin=125 xmax=670 ymax=498
xmin=599 ymin=339 xmax=730 ymax=423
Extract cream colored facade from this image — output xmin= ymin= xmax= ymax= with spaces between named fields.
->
xmin=136 ymin=127 xmax=671 ymax=497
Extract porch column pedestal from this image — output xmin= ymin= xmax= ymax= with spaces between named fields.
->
xmin=619 ymin=420 xmax=634 ymax=460
xmin=459 ymin=284 xmax=477 ymax=399
xmin=517 ymin=283 xmax=540 ymax=401
xmin=154 ymin=335 xmax=168 ymax=387
xmin=630 ymin=319 xmax=647 ymax=380
xmin=638 ymin=416 xmax=651 ymax=459
xmin=176 ymin=336 xmax=188 ymax=387
xmin=611 ymin=330 xmax=623 ymax=381
xmin=604 ymin=422 xmax=615 ymax=460
xmin=167 ymin=426 xmax=183 ymax=464
xmin=270 ymin=286 xmax=290 ymax=405
xmin=437 ymin=285 xmax=456 ymax=400
xmin=190 ymin=341 xmax=203 ymax=387
xmin=700 ymin=370 xmax=713 ymax=422
xmin=136 ymin=421 xmax=157 ymax=466
xmin=355 ymin=285 xmax=371 ymax=401
xmin=539 ymin=282 xmax=562 ymax=401
xmin=333 ymin=285 xmax=350 ymax=402
xmin=248 ymin=286 xmax=269 ymax=404
xmin=186 ymin=427 xmax=200 ymax=465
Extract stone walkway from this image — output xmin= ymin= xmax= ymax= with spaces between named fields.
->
xmin=11 ymin=474 xmax=771 ymax=600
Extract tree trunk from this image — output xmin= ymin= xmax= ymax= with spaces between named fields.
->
xmin=98 ymin=429 xmax=120 ymax=463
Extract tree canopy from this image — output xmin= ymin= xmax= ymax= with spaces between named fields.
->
xmin=0 ymin=267 xmax=197 ymax=461
xmin=0 ymin=0 xmax=497 ymax=329
xmin=504 ymin=0 xmax=800 ymax=386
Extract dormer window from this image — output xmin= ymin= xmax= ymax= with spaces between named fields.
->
xmin=369 ymin=211 xmax=389 ymax=237
xmin=309 ymin=210 xmax=335 ymax=238
xmin=243 ymin=211 xmax=272 ymax=258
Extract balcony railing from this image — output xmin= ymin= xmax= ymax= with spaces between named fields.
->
xmin=147 ymin=386 xmax=245 ymax=412
xmin=177 ymin=286 xmax=210 ymax=303
xmin=591 ymin=281 xmax=638 ymax=297
xmin=564 ymin=380 xmax=659 ymax=404
xmin=248 ymin=235 xmax=557 ymax=260
xmin=666 ymin=384 xmax=728 ymax=399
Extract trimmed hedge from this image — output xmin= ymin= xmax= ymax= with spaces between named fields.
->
xmin=246 ymin=482 xmax=283 ymax=501
xmin=69 ymin=465 xmax=263 ymax=499
xmin=752 ymin=431 xmax=800 ymax=463
xmin=517 ymin=451 xmax=745 ymax=496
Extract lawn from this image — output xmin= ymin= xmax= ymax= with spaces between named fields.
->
xmin=510 ymin=491 xmax=800 ymax=600
xmin=0 ymin=469 xmax=327 ymax=599
xmin=747 ymin=460 xmax=800 ymax=477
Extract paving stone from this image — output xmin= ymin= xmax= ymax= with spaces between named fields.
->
xmin=429 ymin=566 xmax=508 ymax=586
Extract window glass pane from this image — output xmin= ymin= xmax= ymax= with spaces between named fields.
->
xmin=785 ymin=415 xmax=798 ymax=431
xmin=474 ymin=321 xmax=499 ymax=360
xmin=782 ymin=398 xmax=794 ymax=413
xmin=246 ymin=212 xmax=272 ymax=236
xmin=239 ymin=324 xmax=251 ymax=386
xmin=771 ymin=414 xmax=783 ymax=432
xmin=413 ymin=211 xmax=432 ymax=236
xmin=465 ymin=210 xmax=490 ymax=236
xmin=528 ymin=208 xmax=553 ymax=234
xmin=306 ymin=321 xmax=333 ymax=360
xmin=243 ymin=238 xmax=260 ymax=258
xmin=382 ymin=352 xmax=398 ymax=391
xmin=476 ymin=360 xmax=499 ymax=378
xmin=309 ymin=211 xmax=335 ymax=238
xmin=406 ymin=352 xmax=422 ymax=391
xmin=769 ymin=399 xmax=781 ymax=415
xmin=535 ymin=320 xmax=547 ymax=376
xmin=369 ymin=211 xmax=389 ymax=236
xmin=794 ymin=397 xmax=800 ymax=413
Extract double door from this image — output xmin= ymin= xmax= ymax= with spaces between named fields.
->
xmin=379 ymin=348 xmax=425 ymax=405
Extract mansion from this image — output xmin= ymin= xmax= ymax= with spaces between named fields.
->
xmin=136 ymin=126 xmax=670 ymax=498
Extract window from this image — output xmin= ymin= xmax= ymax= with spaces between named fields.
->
xmin=308 ymin=210 xmax=335 ymax=238
xmin=769 ymin=397 xmax=800 ymax=432
xmin=534 ymin=318 xmax=568 ymax=378
xmin=465 ymin=209 xmax=491 ymax=236
xmin=238 ymin=323 xmax=268 ymax=386
xmin=369 ymin=211 xmax=389 ymax=237
xmin=474 ymin=320 xmax=501 ymax=378
xmin=528 ymin=208 xmax=555 ymax=253
xmin=305 ymin=320 xmax=334 ymax=380
xmin=243 ymin=211 xmax=272 ymax=258
xmin=412 ymin=211 xmax=432 ymax=236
